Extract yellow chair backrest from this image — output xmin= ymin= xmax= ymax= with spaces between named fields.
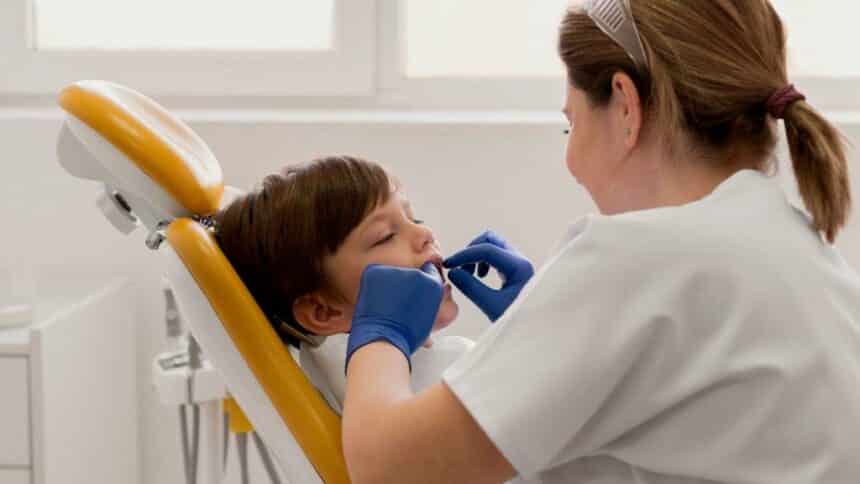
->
xmin=167 ymin=219 xmax=348 ymax=483
xmin=57 ymin=81 xmax=350 ymax=483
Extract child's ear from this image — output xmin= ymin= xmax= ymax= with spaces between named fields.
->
xmin=292 ymin=292 xmax=350 ymax=335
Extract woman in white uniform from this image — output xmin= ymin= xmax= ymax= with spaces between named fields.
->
xmin=340 ymin=1 xmax=860 ymax=483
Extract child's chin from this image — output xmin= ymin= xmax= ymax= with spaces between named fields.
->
xmin=431 ymin=300 xmax=459 ymax=332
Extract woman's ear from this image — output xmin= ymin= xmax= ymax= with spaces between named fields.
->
xmin=292 ymin=293 xmax=351 ymax=335
xmin=612 ymin=72 xmax=643 ymax=150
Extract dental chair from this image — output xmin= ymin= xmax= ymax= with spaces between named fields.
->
xmin=56 ymin=81 xmax=349 ymax=484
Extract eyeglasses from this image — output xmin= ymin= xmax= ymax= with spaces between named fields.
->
xmin=584 ymin=0 xmax=648 ymax=69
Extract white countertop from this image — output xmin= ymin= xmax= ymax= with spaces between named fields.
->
xmin=0 ymin=273 xmax=127 ymax=355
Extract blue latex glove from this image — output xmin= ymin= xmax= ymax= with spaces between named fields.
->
xmin=444 ymin=230 xmax=534 ymax=322
xmin=345 ymin=262 xmax=443 ymax=372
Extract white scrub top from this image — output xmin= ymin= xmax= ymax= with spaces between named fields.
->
xmin=443 ymin=169 xmax=860 ymax=483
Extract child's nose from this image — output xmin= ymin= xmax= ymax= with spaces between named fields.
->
xmin=412 ymin=223 xmax=436 ymax=253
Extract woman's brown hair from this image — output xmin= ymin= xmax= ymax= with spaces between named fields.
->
xmin=214 ymin=155 xmax=392 ymax=347
xmin=559 ymin=0 xmax=850 ymax=242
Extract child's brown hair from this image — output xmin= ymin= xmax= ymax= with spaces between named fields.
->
xmin=215 ymin=155 xmax=392 ymax=346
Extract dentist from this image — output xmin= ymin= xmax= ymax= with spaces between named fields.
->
xmin=342 ymin=1 xmax=860 ymax=483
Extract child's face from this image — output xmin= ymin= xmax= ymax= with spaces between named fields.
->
xmin=323 ymin=189 xmax=459 ymax=332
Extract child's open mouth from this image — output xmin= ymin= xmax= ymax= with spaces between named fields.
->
xmin=429 ymin=257 xmax=447 ymax=284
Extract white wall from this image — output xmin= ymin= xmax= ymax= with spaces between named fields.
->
xmin=2 ymin=111 xmax=858 ymax=484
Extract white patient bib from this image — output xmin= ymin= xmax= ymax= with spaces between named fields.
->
xmin=300 ymin=333 xmax=475 ymax=414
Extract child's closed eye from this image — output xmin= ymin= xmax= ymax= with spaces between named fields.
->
xmin=374 ymin=233 xmax=395 ymax=246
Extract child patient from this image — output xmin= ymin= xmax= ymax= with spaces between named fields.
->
xmin=214 ymin=155 xmax=472 ymax=412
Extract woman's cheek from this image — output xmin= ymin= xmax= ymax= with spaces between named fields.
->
xmin=565 ymin=133 xmax=581 ymax=180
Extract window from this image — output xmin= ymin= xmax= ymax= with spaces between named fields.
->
xmin=35 ymin=0 xmax=335 ymax=51
xmin=1 ymin=0 xmax=856 ymax=110
xmin=0 ymin=0 xmax=373 ymax=96
xmin=405 ymin=0 xmax=569 ymax=78
xmin=771 ymin=0 xmax=860 ymax=78
xmin=378 ymin=0 xmax=568 ymax=110
xmin=391 ymin=0 xmax=859 ymax=110
xmin=402 ymin=0 xmax=860 ymax=80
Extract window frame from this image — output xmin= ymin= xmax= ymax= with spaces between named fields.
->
xmin=1 ymin=0 xmax=857 ymax=113
xmin=375 ymin=0 xmax=567 ymax=111
xmin=0 ymin=0 xmax=376 ymax=96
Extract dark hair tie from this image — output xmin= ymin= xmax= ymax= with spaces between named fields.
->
xmin=767 ymin=84 xmax=806 ymax=120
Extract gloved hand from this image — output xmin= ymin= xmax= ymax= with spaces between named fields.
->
xmin=345 ymin=262 xmax=443 ymax=372
xmin=444 ymin=230 xmax=534 ymax=322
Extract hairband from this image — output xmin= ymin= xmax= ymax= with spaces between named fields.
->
xmin=767 ymin=84 xmax=806 ymax=119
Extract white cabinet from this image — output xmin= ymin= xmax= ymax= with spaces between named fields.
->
xmin=0 ymin=278 xmax=137 ymax=484
xmin=0 ymin=470 xmax=30 ymax=484
xmin=0 ymin=358 xmax=29 ymax=467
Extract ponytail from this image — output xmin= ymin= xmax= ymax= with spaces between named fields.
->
xmin=783 ymin=102 xmax=851 ymax=243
